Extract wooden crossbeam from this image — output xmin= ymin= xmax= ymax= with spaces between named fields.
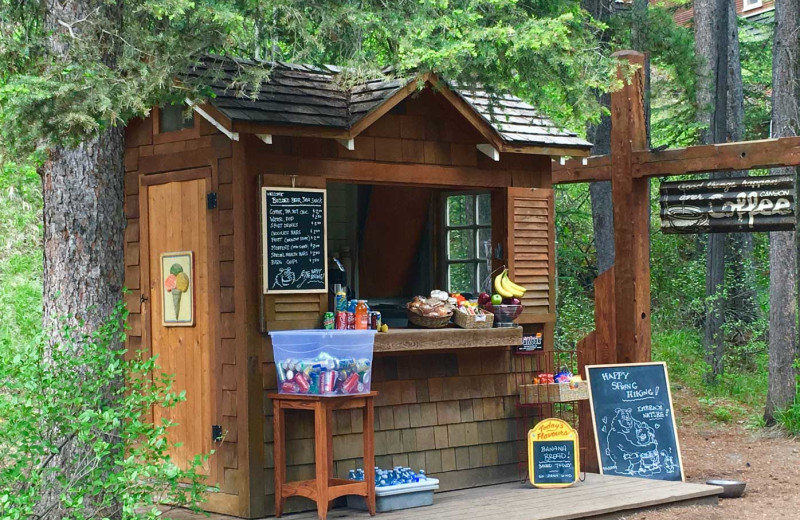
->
xmin=633 ymin=136 xmax=800 ymax=177
xmin=553 ymin=136 xmax=800 ymax=184
xmin=553 ymin=156 xmax=610 ymax=183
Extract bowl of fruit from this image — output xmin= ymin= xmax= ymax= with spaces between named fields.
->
xmin=479 ymin=270 xmax=526 ymax=327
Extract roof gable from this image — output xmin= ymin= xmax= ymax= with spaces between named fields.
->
xmin=190 ymin=56 xmax=591 ymax=153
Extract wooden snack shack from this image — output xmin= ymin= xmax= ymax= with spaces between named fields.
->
xmin=122 ymin=56 xmax=592 ymax=518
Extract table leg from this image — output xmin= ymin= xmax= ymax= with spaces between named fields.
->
xmin=315 ymin=401 xmax=330 ymax=520
xmin=274 ymin=401 xmax=285 ymax=518
xmin=327 ymin=402 xmax=335 ymax=511
xmin=363 ymin=396 xmax=376 ymax=516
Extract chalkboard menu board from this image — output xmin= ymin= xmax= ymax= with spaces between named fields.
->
xmin=527 ymin=418 xmax=580 ymax=488
xmin=261 ymin=187 xmax=328 ymax=294
xmin=586 ymin=363 xmax=684 ymax=482
xmin=533 ymin=441 xmax=576 ymax=485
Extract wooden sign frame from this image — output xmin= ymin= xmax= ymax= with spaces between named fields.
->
xmin=528 ymin=418 xmax=580 ymax=488
xmin=585 ymin=361 xmax=685 ymax=482
xmin=261 ymin=187 xmax=328 ymax=295
xmin=160 ymin=250 xmax=195 ymax=327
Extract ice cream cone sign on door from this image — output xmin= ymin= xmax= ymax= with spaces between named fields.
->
xmin=161 ymin=251 xmax=194 ymax=326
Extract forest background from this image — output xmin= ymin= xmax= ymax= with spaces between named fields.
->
xmin=0 ymin=1 xmax=788 ymax=424
xmin=0 ymin=0 xmax=798 ymax=516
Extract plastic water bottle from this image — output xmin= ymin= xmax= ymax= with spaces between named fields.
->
xmin=418 ymin=469 xmax=427 ymax=481
xmin=348 ymin=469 xmax=356 ymax=481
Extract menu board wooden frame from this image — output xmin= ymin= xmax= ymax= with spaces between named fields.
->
xmin=261 ymin=187 xmax=328 ymax=295
xmin=585 ymin=362 xmax=685 ymax=482
xmin=527 ymin=418 xmax=580 ymax=488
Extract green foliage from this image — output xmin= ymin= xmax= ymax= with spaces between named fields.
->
xmin=774 ymin=397 xmax=800 ymax=435
xmin=0 ymin=161 xmax=42 ymax=350
xmin=0 ymin=0 xmax=626 ymax=159
xmin=0 ymin=302 xmax=213 ymax=519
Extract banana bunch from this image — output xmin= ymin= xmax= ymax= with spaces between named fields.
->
xmin=493 ymin=269 xmax=526 ymax=299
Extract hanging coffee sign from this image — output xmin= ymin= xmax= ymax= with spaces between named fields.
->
xmin=659 ymin=174 xmax=796 ymax=234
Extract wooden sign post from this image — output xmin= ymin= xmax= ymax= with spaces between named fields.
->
xmin=528 ymin=418 xmax=580 ymax=488
xmin=557 ymin=50 xmax=800 ymax=472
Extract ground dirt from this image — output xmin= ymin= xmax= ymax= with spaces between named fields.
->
xmin=622 ymin=387 xmax=800 ymax=520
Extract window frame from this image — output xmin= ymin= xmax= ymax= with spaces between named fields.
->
xmin=440 ymin=190 xmax=492 ymax=294
xmin=152 ymin=103 xmax=200 ymax=145
xmin=742 ymin=0 xmax=762 ymax=11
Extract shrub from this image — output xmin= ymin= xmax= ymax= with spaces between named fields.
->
xmin=0 ymin=302 xmax=213 ymax=519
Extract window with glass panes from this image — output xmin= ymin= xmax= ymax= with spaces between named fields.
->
xmin=444 ymin=193 xmax=492 ymax=294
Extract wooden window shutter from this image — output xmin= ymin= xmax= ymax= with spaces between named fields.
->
xmin=506 ymin=187 xmax=555 ymax=323
xmin=261 ymin=174 xmax=328 ymax=332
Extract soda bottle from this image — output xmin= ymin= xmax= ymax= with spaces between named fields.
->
xmin=355 ymin=300 xmax=369 ymax=330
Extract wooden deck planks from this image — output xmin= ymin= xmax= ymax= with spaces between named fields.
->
xmin=160 ymin=473 xmax=719 ymax=519
xmin=283 ymin=474 xmax=719 ymax=520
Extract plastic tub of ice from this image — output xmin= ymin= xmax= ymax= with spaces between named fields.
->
xmin=347 ymin=478 xmax=440 ymax=512
xmin=269 ymin=330 xmax=376 ymax=396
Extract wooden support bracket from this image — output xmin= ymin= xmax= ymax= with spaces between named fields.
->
xmin=477 ymin=143 xmax=500 ymax=161
xmin=256 ymin=134 xmax=273 ymax=145
xmin=186 ymin=98 xmax=240 ymax=141
xmin=336 ymin=138 xmax=355 ymax=151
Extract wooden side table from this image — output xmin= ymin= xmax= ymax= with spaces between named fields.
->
xmin=269 ymin=391 xmax=377 ymax=520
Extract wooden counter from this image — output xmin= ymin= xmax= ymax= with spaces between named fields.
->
xmin=373 ymin=326 xmax=522 ymax=353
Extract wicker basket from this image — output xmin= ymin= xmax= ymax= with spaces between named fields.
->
xmin=452 ymin=310 xmax=494 ymax=329
xmin=407 ymin=309 xmax=452 ymax=328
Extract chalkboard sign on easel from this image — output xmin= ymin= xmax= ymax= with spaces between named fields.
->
xmin=527 ymin=418 xmax=580 ymax=488
xmin=261 ymin=187 xmax=328 ymax=294
xmin=585 ymin=362 xmax=684 ymax=482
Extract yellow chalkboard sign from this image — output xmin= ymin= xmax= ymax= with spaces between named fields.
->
xmin=528 ymin=418 xmax=580 ymax=488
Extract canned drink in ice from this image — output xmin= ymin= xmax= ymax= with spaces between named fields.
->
xmin=309 ymin=371 xmax=320 ymax=394
xmin=276 ymin=363 xmax=287 ymax=382
xmin=343 ymin=373 xmax=360 ymax=393
xmin=295 ymin=372 xmax=310 ymax=393
xmin=323 ymin=312 xmax=335 ymax=329
xmin=322 ymin=371 xmax=336 ymax=393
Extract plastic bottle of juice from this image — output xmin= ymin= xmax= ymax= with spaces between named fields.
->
xmin=355 ymin=300 xmax=369 ymax=330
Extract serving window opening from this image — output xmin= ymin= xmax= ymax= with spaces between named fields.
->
xmin=325 ymin=182 xmax=499 ymax=328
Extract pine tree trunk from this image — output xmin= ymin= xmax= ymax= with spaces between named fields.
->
xmin=584 ymin=0 xmax=615 ymax=274
xmin=37 ymin=1 xmax=126 ymax=517
xmin=765 ymin=0 xmax=800 ymax=425
xmin=694 ymin=0 xmax=748 ymax=380
xmin=722 ymin=1 xmax=756 ymax=328
xmin=42 ymin=128 xmax=126 ymax=333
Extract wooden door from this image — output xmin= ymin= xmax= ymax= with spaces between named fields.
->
xmin=145 ymin=177 xmax=213 ymax=475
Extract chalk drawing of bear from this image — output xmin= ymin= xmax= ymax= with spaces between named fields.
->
xmin=631 ymin=419 xmax=661 ymax=476
xmin=605 ymin=408 xmax=656 ymax=476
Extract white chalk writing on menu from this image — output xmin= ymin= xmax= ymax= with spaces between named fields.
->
xmin=263 ymin=189 xmax=327 ymax=293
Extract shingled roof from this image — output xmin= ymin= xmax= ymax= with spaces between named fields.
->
xmin=188 ymin=56 xmax=592 ymax=152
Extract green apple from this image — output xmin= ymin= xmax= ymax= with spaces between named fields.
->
xmin=491 ymin=294 xmax=503 ymax=306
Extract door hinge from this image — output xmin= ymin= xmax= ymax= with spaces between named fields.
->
xmin=140 ymin=294 xmax=148 ymax=304
xmin=212 ymin=424 xmax=223 ymax=442
xmin=207 ymin=192 xmax=218 ymax=210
